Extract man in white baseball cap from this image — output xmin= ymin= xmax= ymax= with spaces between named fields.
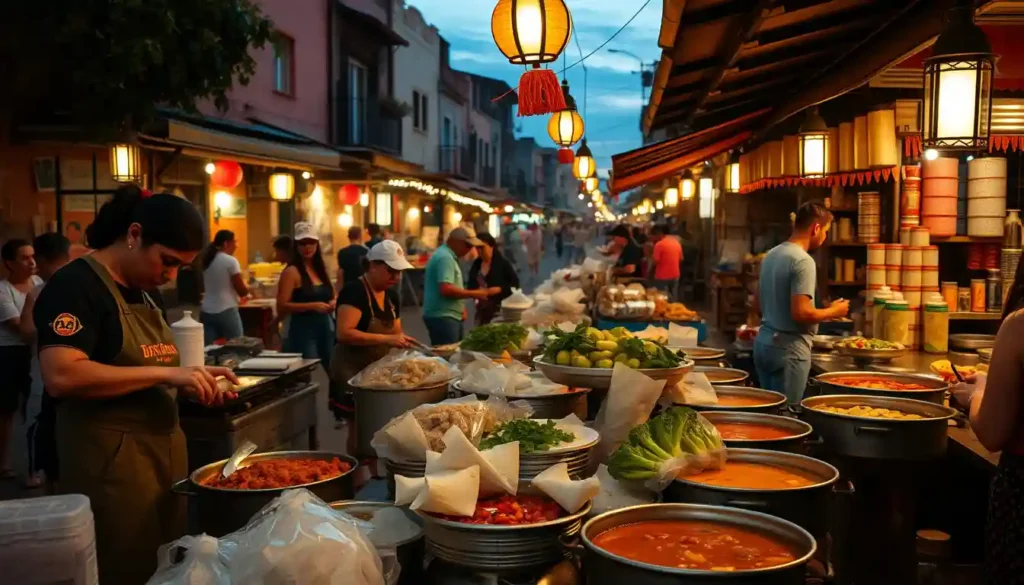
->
xmin=421 ymin=227 xmax=501 ymax=345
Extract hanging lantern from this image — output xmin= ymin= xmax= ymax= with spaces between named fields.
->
xmin=209 ymin=161 xmax=244 ymax=189
xmin=664 ymin=186 xmax=679 ymax=207
xmin=798 ymin=107 xmax=830 ymax=178
xmin=922 ymin=3 xmax=995 ymax=151
xmin=557 ymin=148 xmax=575 ymax=164
xmin=583 ymin=177 xmax=598 ymax=192
xmin=572 ymin=139 xmax=595 ymax=179
xmin=109 ymin=143 xmax=142 ymax=183
xmin=547 ymin=79 xmax=585 ymax=148
xmin=339 ymin=183 xmax=361 ymax=206
xmin=679 ymin=171 xmax=695 ymax=201
xmin=268 ymin=172 xmax=295 ymax=201
xmin=699 ymin=177 xmax=714 ymax=219
xmin=725 ymin=150 xmax=741 ymax=193
xmin=491 ymin=0 xmax=571 ymax=116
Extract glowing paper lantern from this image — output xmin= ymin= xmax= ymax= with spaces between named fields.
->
xmin=339 ymin=184 xmax=361 ymax=206
xmin=268 ymin=173 xmax=295 ymax=201
xmin=109 ymin=143 xmax=142 ymax=183
xmin=547 ymin=80 xmax=584 ymax=148
xmin=491 ymin=0 xmax=571 ymax=116
xmin=573 ymin=139 xmax=595 ymax=179
xmin=210 ymin=161 xmax=244 ymax=189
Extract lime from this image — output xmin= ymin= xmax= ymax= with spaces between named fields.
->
xmin=595 ymin=359 xmax=614 ymax=368
xmin=589 ymin=350 xmax=614 ymax=362
xmin=572 ymin=355 xmax=592 ymax=368
xmin=556 ymin=350 xmax=571 ymax=365
xmin=626 ymin=358 xmax=641 ymax=368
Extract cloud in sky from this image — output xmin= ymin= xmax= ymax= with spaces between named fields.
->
xmin=405 ymin=0 xmax=663 ymax=176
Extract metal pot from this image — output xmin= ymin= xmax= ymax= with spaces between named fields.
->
xmin=418 ymin=501 xmax=591 ymax=570
xmin=578 ymin=503 xmax=816 ymax=585
xmin=685 ymin=386 xmax=787 ymax=414
xmin=693 ymin=366 xmax=750 ymax=385
xmin=330 ymin=501 xmax=424 ymax=585
xmin=353 ymin=379 xmax=452 ymax=459
xmin=814 ymin=371 xmax=948 ymax=404
xmin=450 ymin=379 xmax=590 ymax=420
xmin=172 ymin=450 xmax=357 ymax=537
xmin=700 ymin=412 xmax=814 ymax=453
xmin=663 ymin=448 xmax=839 ymax=540
xmin=799 ymin=394 xmax=957 ymax=460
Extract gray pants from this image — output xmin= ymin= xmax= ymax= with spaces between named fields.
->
xmin=753 ymin=330 xmax=812 ymax=404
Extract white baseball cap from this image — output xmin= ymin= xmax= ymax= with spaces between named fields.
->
xmin=367 ymin=239 xmax=414 ymax=270
xmin=294 ymin=221 xmax=319 ymax=242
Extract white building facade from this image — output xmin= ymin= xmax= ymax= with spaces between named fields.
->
xmin=392 ymin=0 xmax=440 ymax=171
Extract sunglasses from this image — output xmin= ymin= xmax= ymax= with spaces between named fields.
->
xmin=297 ymin=239 xmax=318 ymax=247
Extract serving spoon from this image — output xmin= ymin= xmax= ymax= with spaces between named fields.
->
xmin=221 ymin=439 xmax=258 ymax=478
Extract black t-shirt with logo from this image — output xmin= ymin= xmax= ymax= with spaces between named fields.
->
xmin=34 ymin=258 xmax=167 ymax=364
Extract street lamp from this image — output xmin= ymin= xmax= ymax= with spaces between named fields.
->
xmin=608 ymin=48 xmax=653 ymax=101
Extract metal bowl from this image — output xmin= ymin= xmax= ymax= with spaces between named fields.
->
xmin=450 ymin=379 xmax=590 ymax=420
xmin=977 ymin=347 xmax=992 ymax=363
xmin=693 ymin=366 xmax=750 ymax=385
xmin=172 ymin=450 xmax=358 ymax=537
xmin=533 ymin=356 xmax=694 ymax=390
xmin=682 ymin=386 xmax=787 ymax=414
xmin=799 ymin=394 xmax=957 ymax=460
xmin=700 ymin=411 xmax=814 ymax=452
xmin=669 ymin=346 xmax=727 ymax=361
xmin=949 ymin=333 xmax=996 ymax=351
xmin=580 ymin=503 xmax=816 ymax=585
xmin=814 ymin=371 xmax=948 ymax=404
xmin=418 ymin=500 xmax=592 ymax=570
xmin=835 ymin=345 xmax=909 ymax=363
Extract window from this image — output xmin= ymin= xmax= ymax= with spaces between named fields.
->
xmin=413 ymin=90 xmax=429 ymax=132
xmin=348 ymin=59 xmax=368 ymax=144
xmin=442 ymin=117 xmax=451 ymax=145
xmin=272 ymin=34 xmax=295 ymax=95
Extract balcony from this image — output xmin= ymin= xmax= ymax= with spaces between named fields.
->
xmin=336 ymin=97 xmax=403 ymax=154
xmin=439 ymin=145 xmax=473 ymax=178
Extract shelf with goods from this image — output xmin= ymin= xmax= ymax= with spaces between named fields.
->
xmin=710 ymin=269 xmax=747 ymax=333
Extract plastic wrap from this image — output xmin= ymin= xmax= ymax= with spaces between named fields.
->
xmin=459 ymin=356 xmax=532 ymax=396
xmin=371 ymin=395 xmax=533 ymax=461
xmin=145 ymin=534 xmax=233 ymax=585
xmin=349 ymin=350 xmax=457 ymax=390
xmin=501 ymin=288 xmax=533 ymax=309
xmin=222 ymin=489 xmax=397 ymax=585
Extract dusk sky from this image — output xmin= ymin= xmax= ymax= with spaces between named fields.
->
xmin=406 ymin=0 xmax=663 ymax=177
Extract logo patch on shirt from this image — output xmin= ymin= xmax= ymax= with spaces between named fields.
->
xmin=52 ymin=313 xmax=83 ymax=337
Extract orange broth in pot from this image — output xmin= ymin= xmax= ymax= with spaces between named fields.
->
xmin=716 ymin=395 xmax=776 ymax=407
xmin=714 ymin=422 xmax=796 ymax=441
xmin=684 ymin=462 xmax=818 ymax=490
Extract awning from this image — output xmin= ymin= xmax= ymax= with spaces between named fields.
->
xmin=611 ymin=109 xmax=767 ymax=194
xmin=337 ymin=3 xmax=408 ymax=46
xmin=141 ymin=111 xmax=345 ymax=170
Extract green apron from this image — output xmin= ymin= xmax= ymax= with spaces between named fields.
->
xmin=57 ymin=255 xmax=185 ymax=585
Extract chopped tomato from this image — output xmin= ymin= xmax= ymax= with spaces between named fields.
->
xmin=431 ymin=494 xmax=565 ymax=526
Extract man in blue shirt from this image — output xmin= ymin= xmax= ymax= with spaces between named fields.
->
xmin=422 ymin=227 xmax=501 ymax=345
xmin=754 ymin=202 xmax=849 ymax=403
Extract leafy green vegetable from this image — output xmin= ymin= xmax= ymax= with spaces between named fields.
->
xmin=541 ymin=324 xmax=598 ymax=361
xmin=461 ymin=323 xmax=529 ymax=354
xmin=606 ymin=407 xmax=725 ymax=482
xmin=480 ymin=419 xmax=576 ymax=453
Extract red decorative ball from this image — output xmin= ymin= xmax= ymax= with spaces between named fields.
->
xmin=210 ymin=161 xmax=244 ymax=189
xmin=557 ymin=147 xmax=575 ymax=164
xmin=339 ymin=184 xmax=361 ymax=206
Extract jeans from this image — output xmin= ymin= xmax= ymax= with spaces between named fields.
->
xmin=753 ymin=330 xmax=812 ymax=404
xmin=423 ymin=316 xmax=464 ymax=345
xmin=284 ymin=313 xmax=334 ymax=367
xmin=652 ymin=278 xmax=679 ymax=301
xmin=201 ymin=308 xmax=245 ymax=344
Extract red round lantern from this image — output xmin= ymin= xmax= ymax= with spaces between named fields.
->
xmin=210 ymin=161 xmax=243 ymax=189
xmin=339 ymin=184 xmax=361 ymax=206
xmin=557 ymin=147 xmax=575 ymax=165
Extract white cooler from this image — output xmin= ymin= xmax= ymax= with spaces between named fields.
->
xmin=0 ymin=494 xmax=97 ymax=585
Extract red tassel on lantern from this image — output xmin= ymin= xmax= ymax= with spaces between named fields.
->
xmin=557 ymin=147 xmax=574 ymax=164
xmin=339 ymin=184 xmax=361 ymax=206
xmin=517 ymin=65 xmax=567 ymax=117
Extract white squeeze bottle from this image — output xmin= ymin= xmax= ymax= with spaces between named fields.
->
xmin=171 ymin=310 xmax=205 ymax=367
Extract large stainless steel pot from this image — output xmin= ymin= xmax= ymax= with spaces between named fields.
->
xmin=533 ymin=356 xmax=694 ymax=390
xmin=663 ymin=448 xmax=839 ymax=540
xmin=352 ymin=379 xmax=452 ymax=459
xmin=579 ymin=503 xmax=816 ymax=585
xmin=700 ymin=412 xmax=813 ymax=453
xmin=683 ymin=386 xmax=787 ymax=414
xmin=814 ymin=371 xmax=948 ymax=404
xmin=172 ymin=450 xmax=357 ymax=536
xmin=418 ymin=501 xmax=592 ymax=570
xmin=450 ymin=379 xmax=589 ymax=420
xmin=694 ymin=366 xmax=750 ymax=385
xmin=330 ymin=501 xmax=424 ymax=585
xmin=799 ymin=394 xmax=957 ymax=460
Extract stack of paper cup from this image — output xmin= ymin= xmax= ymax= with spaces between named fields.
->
xmin=886 ymin=244 xmax=904 ymax=289
xmin=922 ymin=157 xmax=959 ymax=237
xmin=859 ymin=192 xmax=882 ymax=243
xmin=910 ymin=226 xmax=931 ymax=246
xmin=923 ymin=245 xmax=940 ymax=296
xmin=905 ymin=246 xmax=924 ymax=267
xmin=923 ymin=245 xmax=939 ymax=267
xmin=900 ymin=227 xmax=912 ymax=245
xmin=867 ymin=244 xmax=886 ymax=289
xmin=908 ymin=306 xmax=922 ymax=350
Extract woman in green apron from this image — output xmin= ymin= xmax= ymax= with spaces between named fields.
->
xmin=331 ymin=240 xmax=417 ymax=460
xmin=33 ymin=186 xmax=238 ymax=585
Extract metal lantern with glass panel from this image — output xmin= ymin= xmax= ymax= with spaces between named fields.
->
xmin=725 ymin=150 xmax=741 ymax=193
xmin=268 ymin=172 xmax=295 ymax=201
xmin=798 ymin=107 xmax=829 ymax=178
xmin=698 ymin=177 xmax=714 ymax=219
xmin=921 ymin=4 xmax=995 ymax=151
xmin=664 ymin=184 xmax=679 ymax=207
xmin=573 ymin=139 xmax=596 ymax=179
xmin=679 ymin=170 xmax=695 ymax=201
xmin=109 ymin=143 xmax=142 ymax=183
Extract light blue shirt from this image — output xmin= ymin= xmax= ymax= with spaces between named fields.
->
xmin=758 ymin=241 xmax=818 ymax=339
xmin=422 ymin=244 xmax=465 ymax=320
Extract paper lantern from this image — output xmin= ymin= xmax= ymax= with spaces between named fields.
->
xmin=799 ymin=107 xmax=830 ymax=178
xmin=491 ymin=0 xmax=571 ymax=117
xmin=339 ymin=184 xmax=361 ymax=206
xmin=583 ymin=177 xmax=599 ymax=192
xmin=922 ymin=4 xmax=995 ymax=151
xmin=572 ymin=139 xmax=595 ymax=179
xmin=547 ymin=80 xmax=584 ymax=147
xmin=680 ymin=171 xmax=695 ymax=200
xmin=268 ymin=173 xmax=295 ymax=201
xmin=664 ymin=187 xmax=678 ymax=207
xmin=210 ymin=161 xmax=243 ymax=189
xmin=725 ymin=150 xmax=740 ymax=193
xmin=109 ymin=143 xmax=142 ymax=183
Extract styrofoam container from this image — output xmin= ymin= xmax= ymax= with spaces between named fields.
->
xmin=968 ymin=177 xmax=1007 ymax=200
xmin=922 ymin=196 xmax=958 ymax=216
xmin=887 ymin=265 xmax=902 ymax=286
xmin=968 ymin=195 xmax=1007 ymax=216
xmin=867 ymin=264 xmax=887 ymax=285
xmin=922 ymin=214 xmax=957 ymax=236
xmin=0 ymin=495 xmax=97 ymax=585
xmin=968 ymin=216 xmax=1005 ymax=237
xmin=905 ymin=246 xmax=924 ymax=267
xmin=968 ymin=156 xmax=1007 ymax=179
xmin=923 ymin=266 xmax=940 ymax=287
xmin=923 ymin=178 xmax=959 ymax=197
xmin=868 ymin=244 xmax=886 ymax=265
xmin=923 ymin=245 xmax=939 ymax=266
xmin=922 ymin=157 xmax=959 ymax=178
xmin=902 ymin=266 xmax=923 ymax=287
xmin=911 ymin=227 xmax=931 ymax=247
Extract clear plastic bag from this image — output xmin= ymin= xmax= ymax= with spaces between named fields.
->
xmin=223 ymin=489 xmax=398 ymax=585
xmin=145 ymin=534 xmax=233 ymax=585
xmin=371 ymin=394 xmax=533 ymax=461
xmin=349 ymin=349 xmax=457 ymax=390
xmin=459 ymin=355 xmax=532 ymax=396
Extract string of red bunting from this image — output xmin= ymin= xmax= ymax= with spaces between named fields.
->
xmin=904 ymin=133 xmax=1024 ymax=156
xmin=738 ymin=167 xmax=896 ymax=194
